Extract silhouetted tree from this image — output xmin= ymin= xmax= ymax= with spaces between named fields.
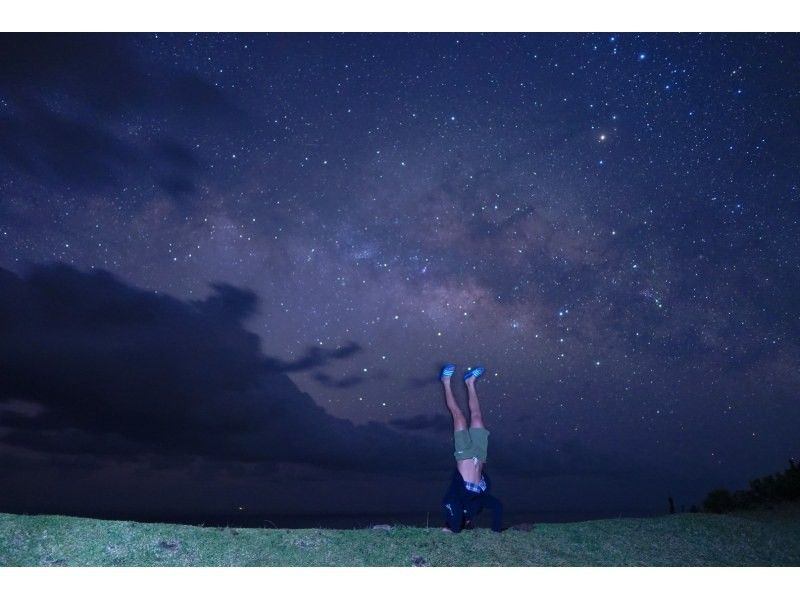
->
xmin=702 ymin=459 xmax=800 ymax=513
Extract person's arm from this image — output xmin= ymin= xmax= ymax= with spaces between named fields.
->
xmin=482 ymin=493 xmax=504 ymax=532
xmin=441 ymin=469 xmax=464 ymax=532
xmin=442 ymin=499 xmax=463 ymax=533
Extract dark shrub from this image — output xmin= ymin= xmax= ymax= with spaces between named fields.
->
xmin=703 ymin=460 xmax=800 ymax=514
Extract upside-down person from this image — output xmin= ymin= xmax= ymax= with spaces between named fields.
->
xmin=439 ymin=363 xmax=504 ymax=533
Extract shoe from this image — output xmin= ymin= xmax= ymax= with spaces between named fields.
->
xmin=463 ymin=366 xmax=485 ymax=381
xmin=440 ymin=363 xmax=456 ymax=380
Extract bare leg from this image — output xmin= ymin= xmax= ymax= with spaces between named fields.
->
xmin=466 ymin=377 xmax=484 ymax=429
xmin=442 ymin=377 xmax=467 ymax=431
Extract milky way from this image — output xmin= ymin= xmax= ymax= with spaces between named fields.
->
xmin=1 ymin=33 xmax=798 ymax=520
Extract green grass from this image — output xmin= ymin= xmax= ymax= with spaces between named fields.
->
xmin=2 ymin=507 xmax=799 ymax=566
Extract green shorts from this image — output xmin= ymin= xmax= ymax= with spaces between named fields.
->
xmin=453 ymin=427 xmax=490 ymax=463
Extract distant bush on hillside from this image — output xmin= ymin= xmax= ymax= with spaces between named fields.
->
xmin=703 ymin=460 xmax=800 ymax=514
xmin=703 ymin=489 xmax=734 ymax=514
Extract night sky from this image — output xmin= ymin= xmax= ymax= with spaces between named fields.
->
xmin=1 ymin=33 xmax=799 ymax=525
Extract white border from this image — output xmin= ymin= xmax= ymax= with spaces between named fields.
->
xmin=1 ymin=0 xmax=799 ymax=32
xmin=1 ymin=567 xmax=799 ymax=597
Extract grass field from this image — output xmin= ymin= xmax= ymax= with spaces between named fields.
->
xmin=2 ymin=506 xmax=799 ymax=566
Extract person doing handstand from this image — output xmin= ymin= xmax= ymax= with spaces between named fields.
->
xmin=439 ymin=363 xmax=504 ymax=532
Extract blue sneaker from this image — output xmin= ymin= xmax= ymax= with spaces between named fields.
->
xmin=463 ymin=366 xmax=485 ymax=381
xmin=440 ymin=363 xmax=456 ymax=380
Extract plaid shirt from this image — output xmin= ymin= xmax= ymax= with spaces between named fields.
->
xmin=464 ymin=476 xmax=487 ymax=493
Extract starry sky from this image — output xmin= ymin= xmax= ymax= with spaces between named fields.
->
xmin=1 ymin=33 xmax=799 ymax=524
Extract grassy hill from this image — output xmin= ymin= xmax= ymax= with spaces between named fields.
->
xmin=2 ymin=506 xmax=799 ymax=566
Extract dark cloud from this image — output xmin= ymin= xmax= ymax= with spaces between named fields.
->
xmin=264 ymin=342 xmax=363 ymax=373
xmin=0 ymin=34 xmax=146 ymax=110
xmin=0 ymin=34 xmax=241 ymax=200
xmin=0 ymin=97 xmax=144 ymax=189
xmin=0 ymin=263 xmax=448 ymax=473
xmin=190 ymin=282 xmax=259 ymax=321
